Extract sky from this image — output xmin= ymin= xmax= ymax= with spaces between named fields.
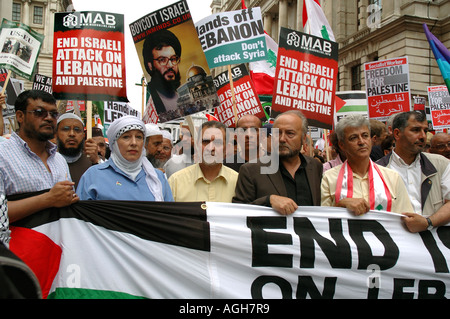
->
xmin=70 ymin=0 xmax=213 ymax=113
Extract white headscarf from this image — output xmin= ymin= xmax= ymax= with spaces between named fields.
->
xmin=107 ymin=115 xmax=164 ymax=201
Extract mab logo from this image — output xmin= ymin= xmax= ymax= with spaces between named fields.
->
xmin=286 ymin=32 xmax=301 ymax=47
xmin=62 ymin=12 xmax=116 ymax=29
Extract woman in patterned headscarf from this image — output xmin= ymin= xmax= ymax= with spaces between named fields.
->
xmin=76 ymin=116 xmax=173 ymax=201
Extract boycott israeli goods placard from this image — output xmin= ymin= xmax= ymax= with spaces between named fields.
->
xmin=271 ymin=27 xmax=338 ymax=130
xmin=427 ymin=85 xmax=450 ymax=130
xmin=364 ymin=57 xmax=411 ymax=121
xmin=213 ymin=64 xmax=265 ymax=127
xmin=0 ymin=19 xmax=44 ymax=80
xmin=52 ymin=11 xmax=127 ymax=102
xmin=195 ymin=7 xmax=267 ymax=69
xmin=130 ymin=0 xmax=218 ymax=123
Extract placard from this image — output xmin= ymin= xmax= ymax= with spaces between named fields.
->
xmin=271 ymin=28 xmax=338 ymax=130
xmin=52 ymin=11 xmax=127 ymax=101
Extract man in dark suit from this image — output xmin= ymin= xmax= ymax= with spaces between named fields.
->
xmin=232 ymin=110 xmax=323 ymax=215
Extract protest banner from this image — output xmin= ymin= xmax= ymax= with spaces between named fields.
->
xmin=427 ymin=85 xmax=450 ymax=130
xmin=0 ymin=19 xmax=44 ymax=81
xmin=9 ymin=199 xmax=450 ymax=299
xmin=130 ymin=0 xmax=218 ymax=123
xmin=364 ymin=57 xmax=411 ymax=121
xmin=101 ymin=100 xmax=142 ymax=133
xmin=271 ymin=28 xmax=338 ymax=130
xmin=213 ymin=64 xmax=265 ymax=127
xmin=195 ymin=7 xmax=267 ymax=69
xmin=32 ymin=74 xmax=52 ymax=94
xmin=52 ymin=11 xmax=127 ymax=102
xmin=1 ymin=68 xmax=23 ymax=134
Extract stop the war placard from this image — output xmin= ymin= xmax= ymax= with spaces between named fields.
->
xmin=427 ymin=85 xmax=450 ymax=129
xmin=364 ymin=57 xmax=411 ymax=121
xmin=213 ymin=64 xmax=265 ymax=127
xmin=195 ymin=7 xmax=267 ymax=69
xmin=52 ymin=11 xmax=127 ymax=102
xmin=0 ymin=19 xmax=44 ymax=80
xmin=271 ymin=28 xmax=338 ymax=130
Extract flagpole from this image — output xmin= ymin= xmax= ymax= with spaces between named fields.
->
xmin=141 ymin=74 xmax=145 ymax=120
xmin=86 ymin=100 xmax=92 ymax=140
xmin=227 ymin=65 xmax=238 ymax=125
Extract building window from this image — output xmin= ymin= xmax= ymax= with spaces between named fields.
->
xmin=12 ymin=3 xmax=21 ymax=21
xmin=33 ymin=6 xmax=44 ymax=24
xmin=351 ymin=64 xmax=361 ymax=90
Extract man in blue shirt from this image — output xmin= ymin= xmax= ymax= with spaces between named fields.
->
xmin=0 ymin=90 xmax=79 ymax=224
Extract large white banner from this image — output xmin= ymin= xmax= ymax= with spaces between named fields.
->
xmin=10 ymin=202 xmax=450 ymax=299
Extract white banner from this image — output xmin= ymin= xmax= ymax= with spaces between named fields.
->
xmin=12 ymin=202 xmax=450 ymax=299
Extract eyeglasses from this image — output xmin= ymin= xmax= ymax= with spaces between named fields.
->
xmin=60 ymin=126 xmax=84 ymax=134
xmin=433 ymin=142 xmax=450 ymax=151
xmin=153 ymin=55 xmax=180 ymax=66
xmin=27 ymin=109 xmax=59 ymax=119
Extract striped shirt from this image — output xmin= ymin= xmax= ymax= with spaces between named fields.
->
xmin=0 ymin=132 xmax=71 ymax=196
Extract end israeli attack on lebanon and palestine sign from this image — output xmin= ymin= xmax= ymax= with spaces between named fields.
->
xmin=195 ymin=7 xmax=267 ymax=69
xmin=271 ymin=28 xmax=338 ymax=130
xmin=0 ymin=19 xmax=44 ymax=80
xmin=52 ymin=11 xmax=127 ymax=102
xmin=213 ymin=64 xmax=265 ymax=127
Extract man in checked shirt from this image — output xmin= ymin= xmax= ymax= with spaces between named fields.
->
xmin=0 ymin=90 xmax=79 ymax=227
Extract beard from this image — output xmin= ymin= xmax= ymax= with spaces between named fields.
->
xmin=58 ymin=139 xmax=84 ymax=157
xmin=24 ymin=122 xmax=55 ymax=142
xmin=278 ymin=143 xmax=301 ymax=159
xmin=150 ymin=66 xmax=181 ymax=96
xmin=147 ymin=154 xmax=167 ymax=168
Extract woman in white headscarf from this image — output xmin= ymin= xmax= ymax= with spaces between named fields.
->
xmin=76 ymin=116 xmax=173 ymax=201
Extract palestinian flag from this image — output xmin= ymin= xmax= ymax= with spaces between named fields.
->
xmin=9 ymin=191 xmax=209 ymax=299
xmin=302 ymin=0 xmax=335 ymax=41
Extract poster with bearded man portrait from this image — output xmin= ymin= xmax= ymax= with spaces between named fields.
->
xmin=130 ymin=0 xmax=218 ymax=123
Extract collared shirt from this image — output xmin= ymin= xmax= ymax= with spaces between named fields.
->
xmin=321 ymin=162 xmax=414 ymax=214
xmin=279 ymin=153 xmax=313 ymax=206
xmin=76 ymin=159 xmax=173 ymax=201
xmin=0 ymin=132 xmax=71 ymax=196
xmin=388 ymin=150 xmax=450 ymax=215
xmin=389 ymin=150 xmax=422 ymax=214
xmin=323 ymin=154 xmax=344 ymax=173
xmin=168 ymin=164 xmax=238 ymax=202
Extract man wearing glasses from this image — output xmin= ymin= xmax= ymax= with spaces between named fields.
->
xmin=55 ymin=113 xmax=102 ymax=189
xmin=429 ymin=132 xmax=450 ymax=160
xmin=143 ymin=29 xmax=182 ymax=116
xmin=0 ymin=90 xmax=79 ymax=226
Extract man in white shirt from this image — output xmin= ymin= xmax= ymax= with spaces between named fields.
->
xmin=377 ymin=111 xmax=450 ymax=232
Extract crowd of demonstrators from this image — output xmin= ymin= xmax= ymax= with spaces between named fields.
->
xmin=1 ymin=89 xmax=450 ymax=252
